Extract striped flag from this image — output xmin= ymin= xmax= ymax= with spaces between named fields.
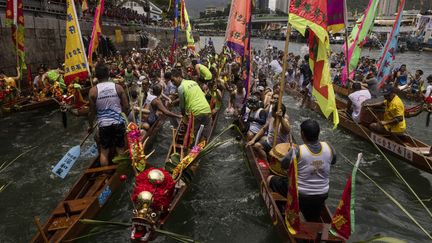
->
xmin=341 ymin=0 xmax=380 ymax=83
xmin=5 ymin=0 xmax=26 ymax=73
xmin=330 ymin=153 xmax=362 ymax=240
xmin=289 ymin=0 xmax=339 ymax=127
xmin=87 ymin=0 xmax=104 ymax=66
xmin=377 ymin=0 xmax=405 ymax=88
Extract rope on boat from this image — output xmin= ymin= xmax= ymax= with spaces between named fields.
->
xmin=341 ymin=153 xmax=432 ymax=240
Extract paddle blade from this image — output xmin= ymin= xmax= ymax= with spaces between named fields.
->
xmin=62 ymin=111 xmax=67 ymax=128
xmin=426 ymin=112 xmax=431 ymax=127
xmin=51 ymin=145 xmax=81 ymax=179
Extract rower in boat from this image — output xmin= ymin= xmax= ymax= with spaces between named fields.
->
xmin=407 ymin=69 xmax=424 ymax=98
xmin=248 ymin=104 xmax=291 ymax=162
xmin=170 ymin=68 xmax=212 ymax=140
xmin=244 ymin=95 xmax=267 ymax=141
xmin=268 ymin=119 xmax=337 ymax=222
xmin=141 ymin=84 xmax=182 ymax=137
xmin=395 ymin=64 xmax=409 ymax=91
xmin=364 ymin=85 xmax=406 ymax=135
xmin=192 ymin=59 xmax=213 ymax=84
xmin=423 ymin=75 xmax=432 ymax=106
xmin=88 ymin=63 xmax=130 ymax=167
xmin=347 ymin=82 xmax=371 ymax=123
xmin=362 ymin=71 xmax=379 ymax=98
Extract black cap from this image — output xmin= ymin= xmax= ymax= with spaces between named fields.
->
xmin=382 ymin=85 xmax=394 ymax=95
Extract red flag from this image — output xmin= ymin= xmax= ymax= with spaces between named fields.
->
xmin=285 ymin=155 xmax=300 ymax=234
xmin=87 ymin=0 xmax=104 ymax=66
xmin=330 ymin=153 xmax=362 ymax=239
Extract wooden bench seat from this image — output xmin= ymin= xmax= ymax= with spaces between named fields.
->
xmin=52 ymin=197 xmax=94 ymax=215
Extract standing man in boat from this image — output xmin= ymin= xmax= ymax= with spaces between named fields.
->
xmin=171 ymin=68 xmax=212 ymax=140
xmin=88 ymin=63 xmax=130 ymax=167
xmin=365 ymin=86 xmax=406 ymax=135
xmin=347 ymin=82 xmax=371 ymax=123
xmin=192 ymin=59 xmax=213 ymax=84
xmin=268 ymin=119 xmax=336 ymax=222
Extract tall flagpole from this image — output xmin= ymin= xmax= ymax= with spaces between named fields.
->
xmin=343 ymin=0 xmax=350 ymax=86
xmin=272 ymin=5 xmax=292 ymax=149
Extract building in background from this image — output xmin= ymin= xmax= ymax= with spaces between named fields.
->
xmin=378 ymin=0 xmax=398 ymax=17
xmin=121 ymin=1 xmax=162 ymax=21
xmin=205 ymin=6 xmax=217 ymax=15
xmin=256 ymin=0 xmax=269 ymax=11
xmin=275 ymin=0 xmax=289 ymax=14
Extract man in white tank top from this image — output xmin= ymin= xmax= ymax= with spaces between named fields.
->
xmin=88 ymin=64 xmax=129 ymax=167
xmin=269 ymin=119 xmax=336 ymax=222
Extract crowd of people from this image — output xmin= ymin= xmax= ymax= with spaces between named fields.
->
xmin=2 ymin=37 xmax=431 ymax=224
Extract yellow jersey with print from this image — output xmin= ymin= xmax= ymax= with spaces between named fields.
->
xmin=383 ymin=95 xmax=406 ymax=133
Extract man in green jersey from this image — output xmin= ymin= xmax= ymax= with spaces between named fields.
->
xmin=171 ymin=68 xmax=212 ymax=140
xmin=192 ymin=59 xmax=213 ymax=83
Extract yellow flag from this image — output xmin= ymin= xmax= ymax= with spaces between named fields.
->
xmin=64 ymin=0 xmax=89 ymax=84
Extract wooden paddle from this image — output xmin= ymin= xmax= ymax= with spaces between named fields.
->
xmin=51 ymin=125 xmax=96 ymax=179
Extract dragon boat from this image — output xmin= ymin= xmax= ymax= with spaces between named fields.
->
xmin=239 ymin=115 xmax=345 ymax=242
xmin=129 ymin=108 xmax=222 ymax=242
xmin=30 ymin=115 xmax=166 ymax=243
xmin=286 ymin=86 xmax=432 ymax=174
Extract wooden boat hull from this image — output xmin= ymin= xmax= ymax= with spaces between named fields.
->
xmin=31 ymin=117 xmax=166 ymax=243
xmin=286 ymin=87 xmax=432 ymax=174
xmin=243 ymin=134 xmax=344 ymax=242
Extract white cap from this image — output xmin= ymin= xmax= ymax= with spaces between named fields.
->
xmin=139 ymin=76 xmax=146 ymax=81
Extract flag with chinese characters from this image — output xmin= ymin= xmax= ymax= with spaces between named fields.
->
xmin=64 ymin=0 xmax=89 ymax=84
xmin=224 ymin=0 xmax=252 ymax=56
xmin=5 ymin=0 xmax=26 ymax=73
xmin=284 ymin=154 xmax=300 ymax=234
xmin=341 ymin=0 xmax=380 ymax=83
xmin=180 ymin=0 xmax=195 ymax=50
xmin=327 ymin=0 xmax=346 ymax=33
xmin=289 ymin=0 xmax=339 ymax=127
xmin=87 ymin=0 xmax=104 ymax=67
xmin=330 ymin=154 xmax=361 ymax=240
xmin=377 ymin=0 xmax=405 ymax=88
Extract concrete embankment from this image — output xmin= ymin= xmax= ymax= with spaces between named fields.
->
xmin=0 ymin=13 xmax=185 ymax=76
